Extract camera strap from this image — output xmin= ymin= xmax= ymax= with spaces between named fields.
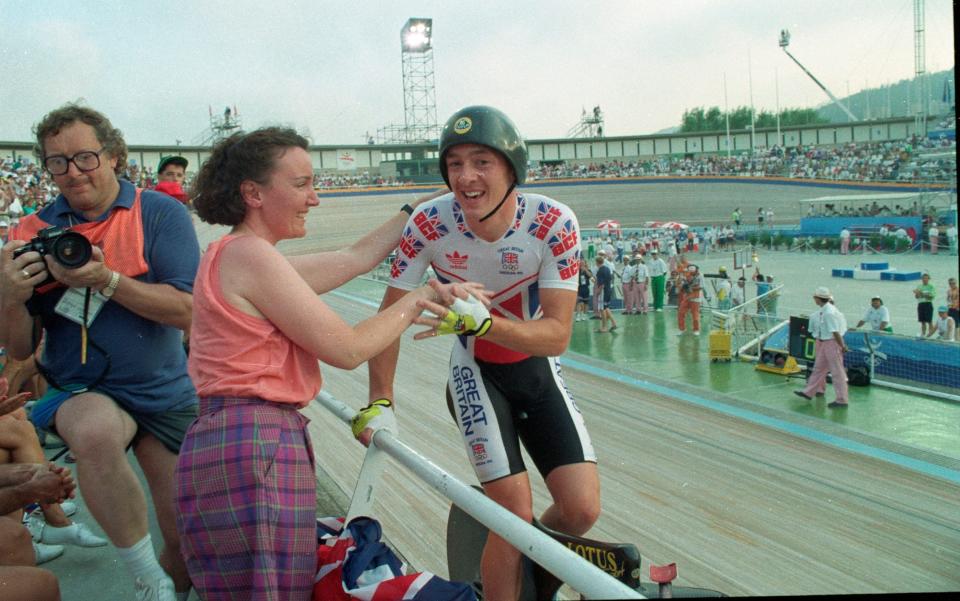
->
xmin=34 ymin=324 xmax=111 ymax=395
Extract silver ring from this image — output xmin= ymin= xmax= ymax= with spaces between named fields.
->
xmin=21 ymin=269 xmax=30 ymax=279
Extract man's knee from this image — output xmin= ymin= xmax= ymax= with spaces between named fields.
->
xmin=61 ymin=424 xmax=128 ymax=461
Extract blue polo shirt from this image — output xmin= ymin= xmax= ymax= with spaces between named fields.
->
xmin=26 ymin=180 xmax=200 ymax=413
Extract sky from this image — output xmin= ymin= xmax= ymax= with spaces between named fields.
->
xmin=0 ymin=0 xmax=954 ymax=146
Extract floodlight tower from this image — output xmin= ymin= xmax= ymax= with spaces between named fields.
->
xmin=400 ymin=18 xmax=439 ymax=142
xmin=778 ymin=29 xmax=858 ymax=122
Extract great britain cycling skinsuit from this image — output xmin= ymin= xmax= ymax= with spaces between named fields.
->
xmin=388 ymin=192 xmax=597 ymax=483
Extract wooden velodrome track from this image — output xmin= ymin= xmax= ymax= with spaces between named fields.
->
xmin=195 ymin=186 xmax=960 ymax=596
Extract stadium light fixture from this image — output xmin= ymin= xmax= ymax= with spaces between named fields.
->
xmin=778 ymin=28 xmax=858 ymax=122
xmin=402 ymin=18 xmax=432 ymax=53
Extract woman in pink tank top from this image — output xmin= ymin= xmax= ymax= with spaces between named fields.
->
xmin=174 ymin=127 xmax=486 ymax=601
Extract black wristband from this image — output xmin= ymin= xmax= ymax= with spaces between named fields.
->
xmin=400 ymin=204 xmax=414 ymax=216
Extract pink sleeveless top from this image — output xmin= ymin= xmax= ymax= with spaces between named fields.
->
xmin=188 ymin=235 xmax=321 ymax=407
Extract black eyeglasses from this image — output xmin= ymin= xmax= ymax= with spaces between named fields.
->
xmin=44 ymin=149 xmax=106 ymax=176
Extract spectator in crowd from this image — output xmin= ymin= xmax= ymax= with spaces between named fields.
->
xmin=0 ymin=459 xmax=77 ymax=601
xmin=795 ymin=287 xmax=849 ymax=409
xmin=947 ymin=277 xmax=959 ymax=341
xmin=647 ymin=249 xmax=668 ymax=311
xmin=731 ymin=275 xmax=746 ymax=308
xmin=946 ymin=222 xmax=958 ymax=255
xmin=753 ymin=268 xmax=771 ymax=314
xmin=914 ymin=272 xmax=936 ymax=337
xmin=676 ymin=264 xmax=703 ymax=336
xmin=594 ymin=255 xmax=617 ymax=332
xmin=928 ymin=306 xmax=956 ymax=341
xmin=591 ymin=250 xmax=607 ymax=319
xmin=575 ymin=257 xmax=593 ymax=322
xmin=633 ymin=253 xmax=650 ymax=314
xmin=0 ymin=103 xmax=199 ymax=601
xmin=174 ymin=126 xmax=477 ymax=601
xmin=714 ymin=266 xmax=732 ymax=310
xmin=928 ymin=223 xmax=940 ymax=254
xmin=0 ymin=218 xmax=8 ymax=247
xmin=7 ymin=196 xmax=23 ymax=226
xmin=840 ymin=227 xmax=851 ymax=255
xmin=620 ymin=253 xmax=638 ymax=314
xmin=852 ymin=296 xmax=892 ymax=332
xmin=1 ymin=379 xmax=107 ymax=557
xmin=153 ymin=156 xmax=189 ymax=206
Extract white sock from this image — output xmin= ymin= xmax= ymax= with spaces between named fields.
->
xmin=117 ymin=534 xmax=167 ymax=583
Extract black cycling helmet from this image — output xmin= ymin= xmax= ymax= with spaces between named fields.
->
xmin=438 ymin=105 xmax=527 ymax=188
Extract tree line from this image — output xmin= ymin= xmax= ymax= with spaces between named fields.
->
xmin=679 ymin=106 xmax=827 ymax=133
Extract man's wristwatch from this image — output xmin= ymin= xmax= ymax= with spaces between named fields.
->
xmin=101 ymin=271 xmax=120 ymax=299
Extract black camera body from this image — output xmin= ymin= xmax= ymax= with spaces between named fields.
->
xmin=12 ymin=226 xmax=93 ymax=269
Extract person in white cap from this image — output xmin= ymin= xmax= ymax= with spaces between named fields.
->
xmin=0 ymin=218 xmax=9 ymax=249
xmin=795 ymin=286 xmax=850 ymax=408
xmin=647 ymin=248 xmax=668 ymax=311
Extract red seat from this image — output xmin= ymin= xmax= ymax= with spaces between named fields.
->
xmin=649 ymin=562 xmax=677 ymax=584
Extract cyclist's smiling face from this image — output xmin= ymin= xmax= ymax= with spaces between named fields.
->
xmin=445 ymin=144 xmax=514 ymax=221
xmin=43 ymin=122 xmax=120 ymax=219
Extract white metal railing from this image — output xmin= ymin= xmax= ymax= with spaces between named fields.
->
xmin=314 ymin=391 xmax=643 ymax=600
xmin=710 ymin=284 xmax=786 ymax=357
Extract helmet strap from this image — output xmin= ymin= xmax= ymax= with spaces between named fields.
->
xmin=479 ymin=182 xmax=516 ymax=223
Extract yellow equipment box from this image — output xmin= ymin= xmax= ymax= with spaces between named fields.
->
xmin=709 ymin=331 xmax=732 ymax=362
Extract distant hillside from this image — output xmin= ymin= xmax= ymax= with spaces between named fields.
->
xmin=816 ymin=67 xmax=955 ymax=123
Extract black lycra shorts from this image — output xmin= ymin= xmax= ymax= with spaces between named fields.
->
xmin=445 ymin=349 xmax=596 ymax=483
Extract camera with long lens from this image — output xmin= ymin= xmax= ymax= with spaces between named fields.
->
xmin=13 ymin=226 xmax=93 ymax=287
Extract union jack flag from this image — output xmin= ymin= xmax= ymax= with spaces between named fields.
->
xmin=452 ymin=203 xmax=475 ymax=239
xmin=413 ymin=206 xmax=449 ymax=241
xmin=390 ymin=257 xmax=408 ymax=279
xmin=501 ymin=251 xmax=519 ymax=272
xmin=547 ymin=219 xmax=579 ymax=257
xmin=557 ymin=257 xmax=580 ymax=280
xmin=504 ymin=195 xmax=526 ymax=239
xmin=472 ymin=442 xmax=487 ymax=460
xmin=398 ymin=227 xmax=424 ymax=259
xmin=527 ymin=201 xmax=563 ymax=240
xmin=314 ymin=516 xmax=475 ymax=601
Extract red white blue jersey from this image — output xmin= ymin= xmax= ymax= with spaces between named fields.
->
xmin=389 ymin=192 xmax=581 ymax=363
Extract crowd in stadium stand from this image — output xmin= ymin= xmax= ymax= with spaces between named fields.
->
xmin=2 ymin=136 xmax=956 ymax=216
xmin=313 ymin=173 xmax=413 ymax=189
xmin=526 ymin=137 xmax=956 ymax=184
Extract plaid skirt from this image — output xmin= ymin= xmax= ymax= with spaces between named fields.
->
xmin=175 ymin=397 xmax=316 ymax=601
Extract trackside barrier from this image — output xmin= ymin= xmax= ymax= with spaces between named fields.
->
xmin=314 ymin=391 xmax=644 ymax=600
xmin=710 ymin=284 xmax=785 ymax=358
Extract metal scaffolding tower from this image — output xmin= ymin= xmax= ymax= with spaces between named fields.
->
xmin=193 ymin=105 xmax=243 ymax=146
xmin=567 ymin=106 xmax=604 ymax=138
xmin=913 ymin=0 xmax=927 ymax=136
